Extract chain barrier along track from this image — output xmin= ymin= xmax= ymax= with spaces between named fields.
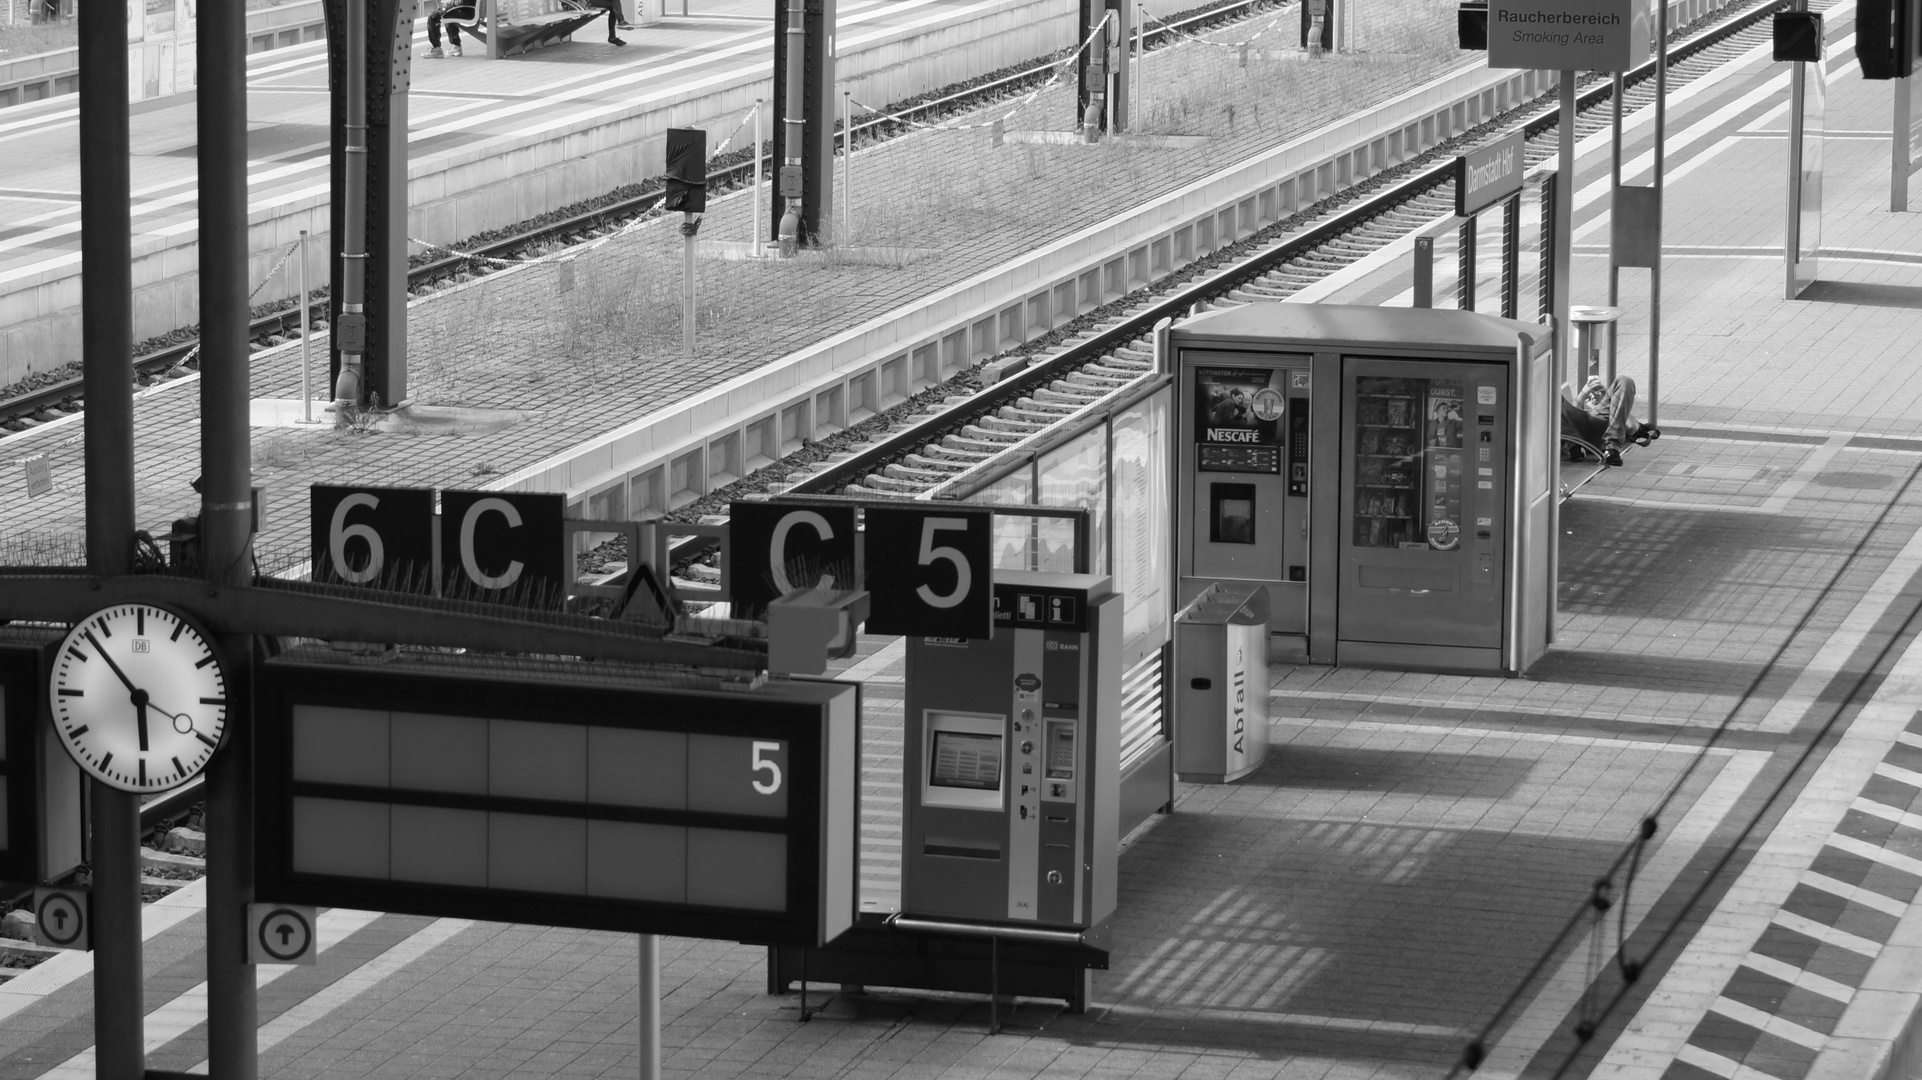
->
xmin=784 ymin=0 xmax=1789 ymax=501
xmin=0 ymin=0 xmax=1289 ymax=434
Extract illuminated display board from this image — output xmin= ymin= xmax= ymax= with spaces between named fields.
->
xmin=255 ymin=653 xmax=859 ymax=947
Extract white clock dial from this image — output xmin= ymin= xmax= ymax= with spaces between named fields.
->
xmin=49 ymin=604 xmax=229 ymax=794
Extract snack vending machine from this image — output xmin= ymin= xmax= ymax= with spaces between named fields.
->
xmin=1166 ymin=303 xmax=1553 ymax=675
xmin=901 ymin=572 xmax=1120 ymax=930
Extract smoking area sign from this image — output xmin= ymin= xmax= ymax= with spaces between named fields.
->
xmin=1487 ymin=0 xmax=1648 ymax=70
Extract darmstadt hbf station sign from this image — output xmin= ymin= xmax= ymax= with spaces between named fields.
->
xmin=1487 ymin=0 xmax=1648 ymax=71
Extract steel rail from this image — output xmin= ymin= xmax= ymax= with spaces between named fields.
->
xmin=786 ymin=0 xmax=1793 ymax=497
xmin=0 ymin=0 xmax=1282 ymax=431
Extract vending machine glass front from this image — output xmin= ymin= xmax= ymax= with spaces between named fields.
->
xmin=1339 ymin=362 xmax=1507 ymax=649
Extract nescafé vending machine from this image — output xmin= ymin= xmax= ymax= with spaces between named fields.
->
xmin=901 ymin=571 xmax=1120 ymax=930
xmin=1166 ymin=303 xmax=1555 ymax=675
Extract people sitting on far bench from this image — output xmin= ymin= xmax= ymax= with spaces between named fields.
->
xmin=578 ymin=0 xmax=634 ymax=44
xmin=425 ymin=0 xmax=465 ymax=56
xmin=1561 ymin=374 xmax=1656 ymax=467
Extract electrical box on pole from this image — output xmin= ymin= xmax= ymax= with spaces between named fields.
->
xmin=325 ymin=0 xmax=419 ymax=407
xmin=1077 ymin=0 xmax=1131 ymax=133
xmin=770 ymin=0 xmax=835 ymax=246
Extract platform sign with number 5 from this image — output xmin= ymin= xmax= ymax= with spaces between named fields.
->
xmin=863 ymin=507 xmax=993 ymax=638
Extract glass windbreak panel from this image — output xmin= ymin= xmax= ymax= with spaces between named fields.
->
xmin=1112 ymin=388 xmax=1171 ymax=665
xmin=1039 ymin=426 xmax=1108 ymax=574
xmin=1353 ymin=377 xmax=1466 ymax=551
xmin=980 ymin=468 xmax=1036 ymax=570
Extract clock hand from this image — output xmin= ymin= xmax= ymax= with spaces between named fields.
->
xmin=84 ymin=629 xmax=140 ymax=695
xmin=132 ymin=689 xmax=151 ymax=752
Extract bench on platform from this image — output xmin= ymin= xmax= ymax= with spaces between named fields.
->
xmin=442 ymin=0 xmax=606 ymax=59
xmin=1559 ymin=426 xmax=1660 ymax=501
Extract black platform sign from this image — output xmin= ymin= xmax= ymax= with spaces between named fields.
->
xmin=728 ymin=502 xmax=858 ymax=619
xmin=309 ymin=485 xmax=435 ymax=592
xmin=0 ymin=637 xmax=79 ymax=888
xmin=863 ymin=506 xmax=993 ymax=639
xmin=254 ymin=654 xmax=860 ymax=948
xmin=0 ymin=645 xmax=39 ymax=884
xmin=439 ymin=490 xmax=567 ymax=608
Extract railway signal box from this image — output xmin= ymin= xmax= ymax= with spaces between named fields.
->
xmin=1168 ymin=303 xmax=1555 ymax=676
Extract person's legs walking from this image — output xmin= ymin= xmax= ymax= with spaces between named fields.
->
xmin=427 ymin=10 xmax=443 ymax=53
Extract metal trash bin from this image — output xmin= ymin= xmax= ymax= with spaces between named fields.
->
xmin=1174 ymin=582 xmax=1271 ymax=783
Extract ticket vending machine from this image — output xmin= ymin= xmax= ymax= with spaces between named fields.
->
xmin=1167 ymin=303 xmax=1554 ymax=675
xmin=902 ymin=571 xmax=1120 ymax=931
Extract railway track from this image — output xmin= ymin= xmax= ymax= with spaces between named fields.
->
xmin=783 ymin=0 xmax=1794 ymax=500
xmin=0 ymin=0 xmax=1290 ymax=434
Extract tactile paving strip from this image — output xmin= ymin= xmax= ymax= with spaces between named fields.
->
xmin=1663 ymin=711 xmax=1922 ymax=1080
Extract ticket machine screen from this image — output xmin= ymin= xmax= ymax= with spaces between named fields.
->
xmin=931 ymin=731 xmax=1003 ymax=790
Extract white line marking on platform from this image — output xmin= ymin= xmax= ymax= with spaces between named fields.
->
xmin=1803 ymin=866 xmax=1911 ymax=918
xmin=1466 ymin=746 xmax=1766 ymax=1079
xmin=31 ymin=907 xmax=387 ymax=1080
xmin=1676 ymin=1041 xmax=1768 ymax=1079
xmin=1849 ymin=796 xmax=1922 ymax=837
xmin=184 ymin=917 xmax=475 ymax=1073
xmin=1711 ymin=996 xmax=1828 ymax=1050
xmin=1740 ymin=951 xmax=1855 ymax=1004
xmin=1874 ymin=760 xmax=1922 ymax=791
xmin=1096 ymin=1002 xmax=1459 ymax=1037
xmin=0 ymin=877 xmax=208 ymax=1025
xmin=1754 ymin=519 xmax=1922 ymax=734
xmin=1774 ymin=909 xmax=1884 ymax=957
xmin=1272 ymin=714 xmax=1741 ymax=756
xmin=1828 ymin=832 xmax=1922 ymax=880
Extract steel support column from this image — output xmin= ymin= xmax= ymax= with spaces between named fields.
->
xmin=79 ymin=0 xmax=141 ymax=1070
xmin=199 ymin=0 xmax=259 ymax=1073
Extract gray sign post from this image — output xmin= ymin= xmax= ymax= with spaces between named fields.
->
xmin=1488 ymin=0 xmax=1649 ymax=384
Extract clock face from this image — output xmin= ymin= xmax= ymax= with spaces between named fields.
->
xmin=49 ymin=605 xmax=229 ymax=794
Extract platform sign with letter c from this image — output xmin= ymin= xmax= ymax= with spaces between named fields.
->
xmin=728 ymin=502 xmax=858 ymax=620
xmin=33 ymin=886 xmax=89 ymax=951
xmin=862 ymin=506 xmax=993 ymax=638
xmin=309 ymin=485 xmax=434 ymax=592
xmin=439 ymin=490 xmax=567 ymax=609
xmin=248 ymin=903 xmax=318 ymax=965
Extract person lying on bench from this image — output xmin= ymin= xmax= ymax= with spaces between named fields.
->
xmin=1561 ymin=374 xmax=1654 ymax=467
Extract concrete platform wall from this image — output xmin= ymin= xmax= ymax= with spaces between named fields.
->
xmin=0 ymin=0 xmax=1071 ymax=388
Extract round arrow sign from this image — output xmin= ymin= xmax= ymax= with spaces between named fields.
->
xmin=257 ymin=907 xmax=314 ymax=963
xmin=38 ymin=893 xmax=84 ymax=948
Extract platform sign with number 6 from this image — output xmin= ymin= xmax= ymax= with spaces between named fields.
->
xmin=862 ymin=506 xmax=994 ymax=638
xmin=309 ymin=485 xmax=435 ymax=592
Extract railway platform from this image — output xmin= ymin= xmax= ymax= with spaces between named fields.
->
xmin=5 ymin=3 xmax=1922 ymax=1078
